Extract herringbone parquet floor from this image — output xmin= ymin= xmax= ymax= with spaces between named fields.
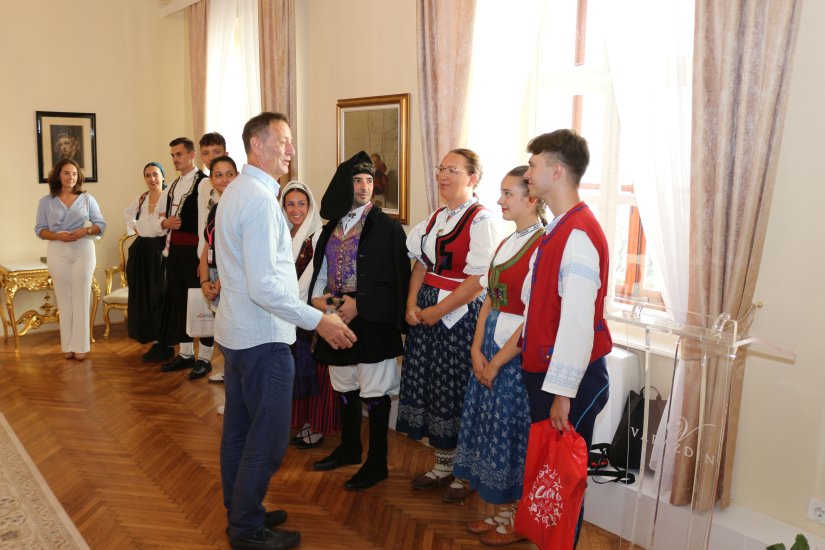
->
xmin=0 ymin=324 xmax=622 ymax=549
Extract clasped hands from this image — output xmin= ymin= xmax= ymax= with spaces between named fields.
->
xmin=201 ymin=279 xmax=221 ymax=301
xmin=471 ymin=347 xmax=501 ymax=390
xmin=313 ymin=293 xmax=358 ymax=325
xmin=405 ymin=304 xmax=442 ymax=327
xmin=54 ymin=227 xmax=89 ymax=242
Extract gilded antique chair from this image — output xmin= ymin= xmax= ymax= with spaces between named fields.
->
xmin=102 ymin=233 xmax=136 ymax=338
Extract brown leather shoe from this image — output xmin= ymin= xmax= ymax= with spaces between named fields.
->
xmin=441 ymin=484 xmax=473 ymax=503
xmin=410 ymin=472 xmax=455 ymax=490
xmin=467 ymin=517 xmax=499 ymax=534
xmin=480 ymin=524 xmax=527 ymax=546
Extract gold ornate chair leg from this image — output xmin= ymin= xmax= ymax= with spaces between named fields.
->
xmin=103 ymin=305 xmax=111 ymax=339
xmin=90 ymin=276 xmax=100 ymax=344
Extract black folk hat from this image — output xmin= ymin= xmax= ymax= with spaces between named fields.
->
xmin=320 ymin=150 xmax=373 ymax=220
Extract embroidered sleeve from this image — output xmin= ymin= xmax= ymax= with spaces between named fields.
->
xmin=542 ymin=230 xmax=600 ymax=398
xmin=465 ymin=212 xmax=499 ymax=276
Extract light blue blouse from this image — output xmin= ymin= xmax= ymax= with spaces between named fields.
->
xmin=34 ymin=192 xmax=107 ymax=237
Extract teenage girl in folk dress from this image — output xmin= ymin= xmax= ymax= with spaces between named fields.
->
xmin=198 ymin=155 xmax=238 ymax=414
xmin=453 ymin=166 xmax=546 ymax=546
xmin=124 ymin=162 xmax=167 ymax=347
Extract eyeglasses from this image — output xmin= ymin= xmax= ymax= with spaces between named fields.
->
xmin=435 ymin=165 xmax=468 ymax=177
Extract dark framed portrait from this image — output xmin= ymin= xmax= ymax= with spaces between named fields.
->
xmin=36 ymin=111 xmax=98 ymax=183
xmin=337 ymin=94 xmax=410 ymax=225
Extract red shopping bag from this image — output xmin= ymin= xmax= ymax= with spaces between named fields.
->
xmin=515 ymin=419 xmax=588 ymax=550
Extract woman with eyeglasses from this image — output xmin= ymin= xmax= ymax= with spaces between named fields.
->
xmin=396 ymin=148 xmax=498 ymax=503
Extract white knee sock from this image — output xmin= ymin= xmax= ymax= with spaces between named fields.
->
xmin=179 ymin=342 xmax=194 ymax=358
xmin=198 ymin=344 xmax=213 ymax=361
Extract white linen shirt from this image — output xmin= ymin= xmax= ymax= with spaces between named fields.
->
xmin=214 ymin=164 xmax=322 ymax=350
xmin=522 ymin=214 xmax=601 ymax=398
xmin=124 ymin=193 xmax=166 ymax=237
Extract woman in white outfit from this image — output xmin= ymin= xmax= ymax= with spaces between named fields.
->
xmin=35 ymin=158 xmax=106 ymax=360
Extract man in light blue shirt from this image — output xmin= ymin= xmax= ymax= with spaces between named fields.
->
xmin=215 ymin=112 xmax=356 ymax=550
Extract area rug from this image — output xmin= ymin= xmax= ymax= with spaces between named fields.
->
xmin=0 ymin=414 xmax=89 ymax=549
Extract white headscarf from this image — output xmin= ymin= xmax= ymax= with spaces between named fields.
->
xmin=279 ymin=180 xmax=323 ymax=261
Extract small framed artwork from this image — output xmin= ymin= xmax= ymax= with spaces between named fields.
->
xmin=337 ymin=93 xmax=409 ymax=225
xmin=36 ymin=111 xmax=98 ymax=183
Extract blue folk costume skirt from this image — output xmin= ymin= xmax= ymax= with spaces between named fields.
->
xmin=453 ymin=309 xmax=531 ymax=504
xmin=396 ymin=284 xmax=484 ymax=449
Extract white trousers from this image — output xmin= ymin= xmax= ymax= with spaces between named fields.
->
xmin=47 ymin=239 xmax=95 ymax=353
xmin=328 ymin=358 xmax=401 ymax=399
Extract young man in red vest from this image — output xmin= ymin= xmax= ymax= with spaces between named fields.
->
xmin=520 ymin=129 xmax=613 ymax=543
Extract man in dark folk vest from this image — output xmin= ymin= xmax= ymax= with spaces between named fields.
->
xmin=308 ymin=152 xmax=411 ymax=491
xmin=143 ymin=137 xmax=213 ymax=379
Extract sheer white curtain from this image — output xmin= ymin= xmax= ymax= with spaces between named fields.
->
xmin=464 ymin=0 xmax=541 ymax=218
xmin=605 ymin=0 xmax=694 ymax=492
xmin=206 ymin=0 xmax=261 ymax=162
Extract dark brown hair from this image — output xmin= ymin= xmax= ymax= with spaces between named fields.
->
xmin=283 ymin=187 xmax=310 ymax=204
xmin=448 ymin=148 xmax=483 ymax=187
xmin=199 ymin=132 xmax=226 ymax=149
xmin=526 ymin=129 xmax=590 ymax=184
xmin=47 ymin=158 xmax=84 ymax=196
xmin=210 ymin=155 xmax=237 ymax=173
xmin=169 ymin=137 xmax=195 ymax=152
xmin=242 ymin=112 xmax=289 ymax=154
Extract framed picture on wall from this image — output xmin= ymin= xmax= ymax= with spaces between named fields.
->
xmin=337 ymin=93 xmax=409 ymax=225
xmin=36 ymin=111 xmax=98 ymax=183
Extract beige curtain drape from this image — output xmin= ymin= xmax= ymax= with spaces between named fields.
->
xmin=258 ymin=0 xmax=297 ymax=180
xmin=416 ymin=0 xmax=476 ymax=212
xmin=671 ymin=0 xmax=801 ymax=509
xmin=186 ymin=1 xmax=209 ymax=142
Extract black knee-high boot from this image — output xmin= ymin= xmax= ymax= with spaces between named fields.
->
xmin=344 ymin=395 xmax=391 ymax=491
xmin=313 ymin=390 xmax=363 ymax=471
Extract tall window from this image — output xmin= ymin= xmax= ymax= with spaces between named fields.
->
xmin=206 ymin=0 xmax=260 ymax=161
xmin=467 ymin=0 xmax=682 ymax=309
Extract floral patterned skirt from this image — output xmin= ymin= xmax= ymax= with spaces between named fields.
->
xmin=453 ymin=309 xmax=531 ymax=504
xmin=396 ymin=284 xmax=483 ymax=449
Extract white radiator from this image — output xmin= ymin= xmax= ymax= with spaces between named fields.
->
xmin=591 ymin=347 xmax=640 ymax=445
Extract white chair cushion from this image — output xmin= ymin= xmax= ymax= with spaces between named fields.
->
xmin=103 ymin=287 xmax=129 ymax=305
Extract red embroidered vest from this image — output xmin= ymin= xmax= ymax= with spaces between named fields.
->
xmin=488 ymin=230 xmax=542 ymax=315
xmin=521 ymin=202 xmax=612 ymax=373
xmin=421 ymin=203 xmax=487 ymax=280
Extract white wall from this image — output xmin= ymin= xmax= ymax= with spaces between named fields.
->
xmin=295 ymin=0 xmax=427 ymax=229
xmin=731 ymin=0 xmax=825 ymax=538
xmin=0 ymin=0 xmax=189 ymax=330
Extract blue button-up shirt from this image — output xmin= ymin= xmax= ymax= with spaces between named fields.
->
xmin=214 ymin=164 xmax=322 ymax=349
xmin=34 ymin=192 xmax=107 ymax=237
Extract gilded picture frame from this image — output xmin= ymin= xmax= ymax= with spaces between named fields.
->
xmin=36 ymin=111 xmax=98 ymax=183
xmin=337 ymin=93 xmax=409 ymax=225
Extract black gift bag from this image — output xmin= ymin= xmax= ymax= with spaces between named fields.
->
xmin=608 ymin=387 xmax=667 ymax=470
